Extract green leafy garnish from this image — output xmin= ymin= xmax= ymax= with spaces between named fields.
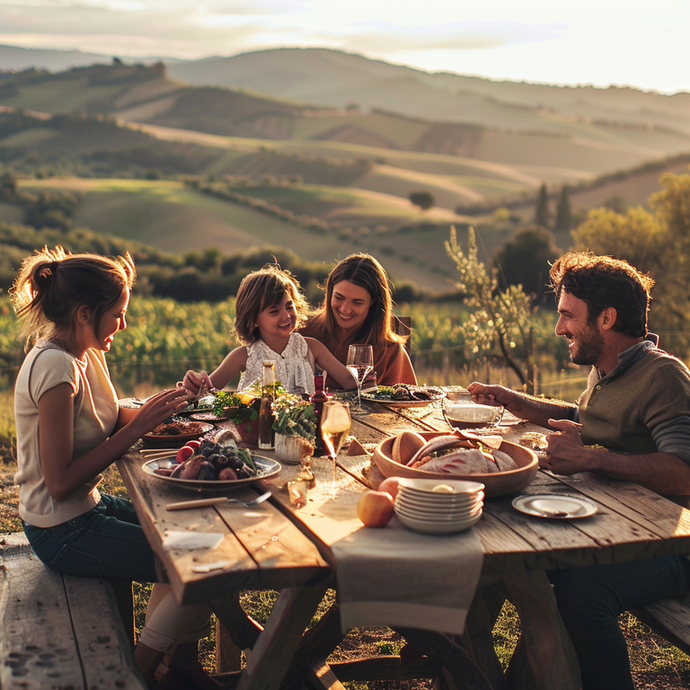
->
xmin=271 ymin=393 xmax=317 ymax=441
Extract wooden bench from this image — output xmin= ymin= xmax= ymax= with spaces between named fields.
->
xmin=633 ymin=595 xmax=690 ymax=656
xmin=0 ymin=532 xmax=147 ymax=690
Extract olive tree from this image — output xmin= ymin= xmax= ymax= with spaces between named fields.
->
xmin=445 ymin=226 xmax=538 ymax=392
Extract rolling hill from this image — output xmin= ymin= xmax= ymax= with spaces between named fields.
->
xmin=0 ymin=57 xmax=688 ymax=290
xmin=10 ymin=177 xmax=464 ymax=292
xmin=2 ymin=61 xmax=689 ymax=192
xmin=166 ymin=48 xmax=690 ymax=135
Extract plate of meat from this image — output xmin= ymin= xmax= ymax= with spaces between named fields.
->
xmin=143 ymin=420 xmax=214 ymax=445
xmin=362 ymin=384 xmax=445 ymax=408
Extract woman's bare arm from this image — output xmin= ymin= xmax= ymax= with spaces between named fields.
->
xmin=38 ymin=385 xmax=190 ymax=501
xmin=305 ymin=338 xmax=356 ymax=390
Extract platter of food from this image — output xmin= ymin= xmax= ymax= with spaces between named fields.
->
xmin=189 ymin=411 xmax=229 ymax=423
xmin=362 ymin=384 xmax=445 ymax=408
xmin=143 ymin=455 xmax=281 ymax=491
xmin=142 ymin=434 xmax=281 ymax=490
xmin=373 ymin=431 xmax=538 ymax=497
xmin=143 ymin=420 xmax=214 ymax=445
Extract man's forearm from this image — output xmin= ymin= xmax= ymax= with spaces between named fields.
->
xmin=588 ymin=450 xmax=690 ymax=495
xmin=505 ymin=392 xmax=576 ymax=428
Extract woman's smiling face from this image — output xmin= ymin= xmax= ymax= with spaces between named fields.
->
xmin=330 ymin=280 xmax=372 ymax=333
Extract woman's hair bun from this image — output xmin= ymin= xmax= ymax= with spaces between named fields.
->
xmin=35 ymin=261 xmax=58 ymax=289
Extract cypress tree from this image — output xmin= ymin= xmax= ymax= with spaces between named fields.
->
xmin=556 ymin=184 xmax=573 ymax=231
xmin=535 ymin=183 xmax=550 ymax=228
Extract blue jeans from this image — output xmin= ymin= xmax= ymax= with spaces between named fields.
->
xmin=550 ymin=556 xmax=690 ymax=690
xmin=23 ymin=493 xmax=158 ymax=582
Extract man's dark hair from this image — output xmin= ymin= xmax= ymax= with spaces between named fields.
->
xmin=549 ymin=252 xmax=655 ymax=337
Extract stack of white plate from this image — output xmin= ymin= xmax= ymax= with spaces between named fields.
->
xmin=394 ymin=477 xmax=485 ymax=534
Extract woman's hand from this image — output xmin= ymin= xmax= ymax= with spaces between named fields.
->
xmin=129 ymin=387 xmax=192 ymax=436
xmin=181 ymin=370 xmax=214 ymax=397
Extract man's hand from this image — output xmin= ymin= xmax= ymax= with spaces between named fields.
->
xmin=467 ymin=382 xmax=515 ymax=409
xmin=542 ymin=418 xmax=595 ymax=475
xmin=467 ymin=382 xmax=576 ymax=428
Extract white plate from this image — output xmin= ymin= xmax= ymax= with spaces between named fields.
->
xmin=395 ymin=494 xmax=484 ymax=516
xmin=398 ymin=487 xmax=484 ymax=505
xmin=362 ymin=387 xmax=446 ymax=408
xmin=395 ymin=501 xmax=483 ymax=521
xmin=142 ymin=455 xmax=281 ymax=491
xmin=398 ymin=477 xmax=485 ymax=495
xmin=395 ymin=508 xmax=482 ymax=534
xmin=143 ymin=422 xmax=214 ymax=445
xmin=512 ymin=494 xmax=598 ymax=519
xmin=396 ymin=494 xmax=483 ymax=513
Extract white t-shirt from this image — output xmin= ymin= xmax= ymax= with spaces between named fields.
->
xmin=14 ymin=340 xmax=119 ymax=528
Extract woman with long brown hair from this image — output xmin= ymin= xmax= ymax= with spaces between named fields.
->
xmin=300 ymin=253 xmax=416 ymax=386
xmin=12 ymin=247 xmax=220 ymax=690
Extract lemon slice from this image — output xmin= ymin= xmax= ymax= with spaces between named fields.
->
xmin=432 ymin=484 xmax=454 ymax=493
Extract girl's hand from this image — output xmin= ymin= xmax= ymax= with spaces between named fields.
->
xmin=132 ymin=387 xmax=192 ymax=435
xmin=182 ymin=370 xmax=213 ymax=397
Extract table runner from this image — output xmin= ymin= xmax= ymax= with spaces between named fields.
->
xmin=331 ymin=516 xmax=484 ymax=635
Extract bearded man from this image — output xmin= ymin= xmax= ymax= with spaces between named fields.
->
xmin=469 ymin=252 xmax=690 ymax=690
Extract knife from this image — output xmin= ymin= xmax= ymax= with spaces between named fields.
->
xmin=166 ymin=491 xmax=272 ymax=511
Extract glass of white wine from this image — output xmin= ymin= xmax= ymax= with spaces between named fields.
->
xmin=346 ymin=344 xmax=374 ymax=414
xmin=320 ymin=400 xmax=351 ymax=496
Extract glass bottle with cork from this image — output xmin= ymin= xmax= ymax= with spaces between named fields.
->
xmin=258 ymin=360 xmax=276 ymax=450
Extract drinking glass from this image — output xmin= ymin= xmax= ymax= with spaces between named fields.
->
xmin=346 ymin=344 xmax=374 ymax=413
xmin=320 ymin=400 xmax=351 ymax=495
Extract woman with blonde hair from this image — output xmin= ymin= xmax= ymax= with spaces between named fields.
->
xmin=300 ymin=253 xmax=416 ymax=386
xmin=12 ymin=246 xmax=220 ymax=689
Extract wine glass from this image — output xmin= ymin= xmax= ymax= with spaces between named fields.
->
xmin=320 ymin=400 xmax=351 ymax=495
xmin=346 ymin=344 xmax=374 ymax=413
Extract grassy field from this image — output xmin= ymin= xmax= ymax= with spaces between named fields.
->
xmin=13 ymin=177 xmax=467 ymax=292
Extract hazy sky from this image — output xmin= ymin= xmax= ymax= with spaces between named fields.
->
xmin=2 ymin=0 xmax=688 ymax=93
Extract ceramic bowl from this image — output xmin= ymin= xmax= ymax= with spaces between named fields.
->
xmin=373 ymin=432 xmax=538 ymax=498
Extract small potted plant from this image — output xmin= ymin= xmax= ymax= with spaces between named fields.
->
xmin=272 ymin=392 xmax=316 ymax=464
xmin=211 ymin=390 xmax=260 ymax=445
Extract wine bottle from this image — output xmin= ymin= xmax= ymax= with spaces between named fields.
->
xmin=258 ymin=360 xmax=275 ymax=450
xmin=310 ymin=375 xmax=328 ymax=457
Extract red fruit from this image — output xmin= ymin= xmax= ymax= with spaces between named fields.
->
xmin=378 ymin=477 xmax=401 ymax=500
xmin=357 ymin=491 xmax=395 ymax=528
xmin=185 ymin=440 xmax=202 ymax=449
xmin=218 ymin=467 xmax=238 ymax=481
xmin=175 ymin=446 xmax=195 ymax=464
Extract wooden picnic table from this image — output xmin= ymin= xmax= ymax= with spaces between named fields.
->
xmin=116 ymin=393 xmax=690 ymax=690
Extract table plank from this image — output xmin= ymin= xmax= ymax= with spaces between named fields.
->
xmin=117 ymin=450 xmax=328 ymax=604
xmin=347 ymin=406 xmax=690 ymax=572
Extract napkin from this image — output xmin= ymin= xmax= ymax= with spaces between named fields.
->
xmin=331 ymin=516 xmax=484 ymax=636
xmin=162 ymin=530 xmax=224 ymax=550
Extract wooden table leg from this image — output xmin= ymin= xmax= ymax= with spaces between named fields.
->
xmin=501 ymin=572 xmax=581 ymax=690
xmin=233 ymin=580 xmax=330 ymax=690
xmin=458 ymin=586 xmax=509 ymax=690
xmin=210 ymin=592 xmax=264 ymax=674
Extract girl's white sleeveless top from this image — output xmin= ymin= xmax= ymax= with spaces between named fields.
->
xmin=238 ymin=333 xmax=315 ymax=395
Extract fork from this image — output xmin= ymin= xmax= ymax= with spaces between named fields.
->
xmin=166 ymin=491 xmax=272 ymax=511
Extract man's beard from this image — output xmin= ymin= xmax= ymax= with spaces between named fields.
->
xmin=570 ymin=323 xmax=605 ymax=366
